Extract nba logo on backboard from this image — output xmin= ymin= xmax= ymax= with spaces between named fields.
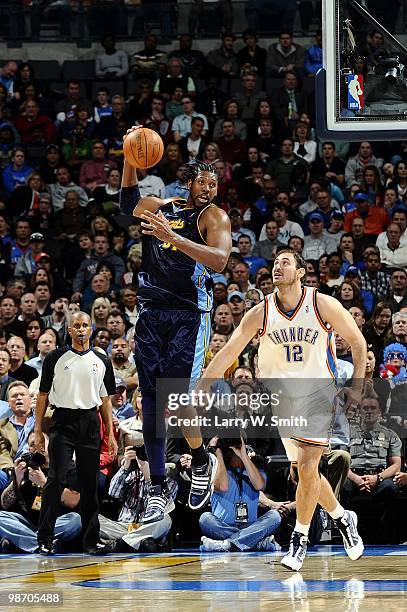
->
xmin=347 ymin=75 xmax=364 ymax=111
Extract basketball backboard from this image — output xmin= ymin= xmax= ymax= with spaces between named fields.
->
xmin=317 ymin=0 xmax=407 ymax=140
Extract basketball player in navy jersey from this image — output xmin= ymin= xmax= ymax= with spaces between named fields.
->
xmin=201 ymin=248 xmax=366 ymax=570
xmin=120 ymin=129 xmax=232 ymax=524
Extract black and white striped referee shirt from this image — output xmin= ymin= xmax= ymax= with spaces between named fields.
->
xmin=39 ymin=346 xmax=116 ymax=410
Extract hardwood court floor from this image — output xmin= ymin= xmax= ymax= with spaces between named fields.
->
xmin=0 ymin=546 xmax=406 ymax=611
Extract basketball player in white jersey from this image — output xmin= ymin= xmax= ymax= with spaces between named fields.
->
xmin=201 ymin=249 xmax=366 ymax=571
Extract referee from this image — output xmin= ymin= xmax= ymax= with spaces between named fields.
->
xmin=33 ymin=311 xmax=118 ymax=555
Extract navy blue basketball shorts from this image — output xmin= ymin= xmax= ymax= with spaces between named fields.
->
xmin=134 ymin=307 xmax=211 ymax=394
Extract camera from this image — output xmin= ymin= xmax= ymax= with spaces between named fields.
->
xmin=20 ymin=452 xmax=46 ymax=469
xmin=376 ymin=53 xmax=404 ymax=82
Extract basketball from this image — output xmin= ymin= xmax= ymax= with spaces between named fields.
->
xmin=123 ymin=128 xmax=164 ymax=169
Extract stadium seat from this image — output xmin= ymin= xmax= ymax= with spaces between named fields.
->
xmin=30 ymin=60 xmax=61 ymax=82
xmin=62 ymin=60 xmax=95 ymax=82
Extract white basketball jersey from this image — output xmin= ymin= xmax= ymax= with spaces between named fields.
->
xmin=258 ymin=286 xmax=338 ymax=384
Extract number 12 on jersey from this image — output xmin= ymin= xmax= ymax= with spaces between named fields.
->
xmin=284 ymin=344 xmax=303 ymax=362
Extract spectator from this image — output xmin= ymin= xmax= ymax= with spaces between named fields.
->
xmin=98 ymin=95 xmax=132 ymax=141
xmin=378 ymin=223 xmax=407 ymax=269
xmin=0 ymin=61 xmax=18 ymax=97
xmin=387 ymin=270 xmax=407 ymax=312
xmin=228 ymin=209 xmax=256 ymax=244
xmin=6 ymin=337 xmax=37 ymax=387
xmin=121 ymin=285 xmax=137 ymax=326
xmin=252 ymin=220 xmax=283 ymax=261
xmin=34 ymin=282 xmax=52 ymax=316
xmin=215 ymin=120 xmax=246 ymax=167
xmin=293 ymin=120 xmax=317 ymax=165
xmin=213 ymin=303 xmax=235 ymax=337
xmin=325 ymin=253 xmax=344 ymax=288
xmin=341 ymin=394 xmax=401 ymax=541
xmin=12 ymin=101 xmax=56 ymax=146
xmin=73 ymin=233 xmax=125 ymax=294
xmin=95 ymin=35 xmax=129 ymax=79
xmin=227 ymin=291 xmax=246 ymax=326
xmin=110 ymin=341 xmax=138 ymax=397
xmin=199 ymin=436 xmax=281 ymax=552
xmin=93 ymin=87 xmax=113 ymax=124
xmin=92 ymin=328 xmax=111 ymax=354
xmin=106 ymin=310 xmax=128 ymax=340
xmin=231 ymin=261 xmax=254 ymax=293
xmin=259 ymin=203 xmax=304 ymax=244
xmin=364 ymin=301 xmax=393 ymax=362
xmin=388 ymin=160 xmax=407 ymax=200
xmin=79 ymin=142 xmax=117 ymax=193
xmin=234 ymin=71 xmax=266 ymax=122
xmin=267 ymin=32 xmax=305 ymax=77
xmin=53 ymin=191 xmax=87 ymax=243
xmin=305 ymin=29 xmax=323 ymax=76
xmin=0 ymin=347 xmax=14 ymax=402
xmin=168 ymin=33 xmax=207 ymax=78
xmin=302 ymin=213 xmax=337 ymax=260
xmin=14 ymin=232 xmax=45 ymax=277
xmin=0 ymin=296 xmax=20 ymax=338
xmin=6 ymin=381 xmax=36 ymax=458
xmin=377 ymin=206 xmax=407 ymax=248
xmin=48 ymin=167 xmax=88 ymax=212
xmin=343 ymin=192 xmax=388 ymax=236
xmin=237 ymin=29 xmax=267 ymax=77
xmin=37 ymin=145 xmax=62 ymax=186
xmin=0 ymin=431 xmax=81 ymax=553
xmin=154 ymin=57 xmax=195 ymax=101
xmin=345 ymin=142 xmax=384 ymax=187
xmin=303 ymin=188 xmax=340 ymax=232
xmin=55 ymin=80 xmax=92 ymax=124
xmin=207 ymin=33 xmax=239 ymax=78
xmin=360 ymin=250 xmax=390 ymax=301
xmin=178 ymin=117 xmax=206 ymax=163
xmin=41 ymin=297 xmax=70 ymax=346
xmin=26 ymin=332 xmax=56 ymax=375
xmin=131 ymin=34 xmax=167 ymax=81
xmin=267 ymin=138 xmax=308 ymax=191
xmin=324 ymin=211 xmax=345 ymax=248
xmin=389 ymin=312 xmax=407 ymax=346
xmin=213 ymin=99 xmax=247 ymax=142
xmin=172 ymin=96 xmax=208 ymax=142
xmin=272 ymin=73 xmax=308 ymax=130
xmin=3 ymin=147 xmax=33 ymax=194
xmin=136 ymin=168 xmax=166 ymax=199
xmin=313 ymin=142 xmax=346 ymax=188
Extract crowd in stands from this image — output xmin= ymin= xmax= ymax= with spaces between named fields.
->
xmin=0 ymin=25 xmax=406 ymax=553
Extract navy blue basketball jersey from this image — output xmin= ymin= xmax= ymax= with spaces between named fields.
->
xmin=138 ymin=202 xmax=214 ymax=311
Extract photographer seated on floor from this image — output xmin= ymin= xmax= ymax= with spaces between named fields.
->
xmin=99 ymin=441 xmax=176 ymax=553
xmin=199 ymin=433 xmax=281 ymax=552
xmin=0 ymin=432 xmax=81 ymax=553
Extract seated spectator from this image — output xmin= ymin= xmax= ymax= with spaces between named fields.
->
xmin=199 ymin=436 xmax=281 ymax=552
xmin=293 ymin=120 xmax=317 ymax=165
xmin=97 ymin=95 xmax=133 ymax=141
xmin=137 ymin=168 xmax=166 ymax=199
xmin=303 ymin=188 xmax=341 ymax=233
xmin=142 ymin=95 xmax=172 ymax=146
xmin=215 ymin=119 xmax=246 ymax=167
xmin=266 ymin=138 xmax=308 ymax=191
xmin=305 ymin=29 xmax=323 ymax=76
xmin=0 ymin=431 xmax=81 ymax=553
xmin=258 ymin=203 xmax=304 ymax=244
xmin=266 ymin=31 xmax=305 ymax=77
xmin=154 ymin=57 xmax=195 ymax=101
xmin=110 ymin=337 xmax=138 ymax=392
xmin=271 ymin=72 xmax=308 ymax=132
xmin=388 ymin=311 xmax=407 ymax=347
xmin=14 ymin=231 xmax=45 ymax=277
xmin=345 ymin=141 xmax=384 ymax=187
xmin=213 ymin=99 xmax=247 ymax=142
xmin=302 ymin=213 xmax=337 ymax=260
xmin=313 ymin=142 xmax=345 ymax=189
xmin=95 ymin=34 xmax=129 ymax=80
xmin=207 ymin=33 xmax=239 ymax=78
xmin=12 ymin=100 xmax=56 ymax=146
xmin=41 ymin=296 xmax=69 ymax=346
xmin=34 ymin=282 xmax=51 ymax=316
xmin=378 ymin=223 xmax=407 ymax=270
xmin=90 ymin=168 xmax=121 ymax=215
xmin=6 ymin=339 xmax=37 ymax=387
xmin=377 ymin=205 xmax=407 ymax=248
xmin=324 ymin=253 xmax=344 ymax=288
xmin=6 ymin=381 xmax=36 ymax=458
xmin=324 ymin=210 xmax=345 ymax=249
xmin=99 ymin=443 xmax=172 ymax=552
xmin=343 ymin=192 xmax=387 ymax=236
xmin=360 ymin=249 xmax=391 ymax=301
xmin=93 ymin=87 xmax=113 ymax=124
xmin=130 ymin=34 xmax=167 ymax=81
xmin=237 ymin=28 xmax=267 ymax=77
xmin=387 ymin=160 xmax=407 ymax=201
xmin=37 ymin=144 xmax=62 ymax=186
xmin=25 ymin=332 xmax=56 ymax=376
xmin=387 ymin=276 xmax=407 ymax=315
xmin=341 ymin=394 xmax=401 ymax=542
xmin=48 ymin=167 xmax=88 ymax=213
xmin=2 ymin=147 xmax=33 ymax=194
xmin=252 ymin=118 xmax=279 ymax=165
xmin=111 ymin=380 xmax=135 ymax=422
xmin=164 ymin=164 xmax=190 ymax=200
xmin=79 ymin=141 xmax=117 ymax=193
xmin=169 ymin=33 xmax=207 ymax=78
xmin=7 ymin=172 xmax=44 ymax=219
xmin=172 ymin=96 xmax=208 ymax=142
xmin=55 ymin=79 xmax=92 ymax=124
xmin=157 ymin=143 xmax=183 ymax=185
xmin=53 ymin=191 xmax=87 ymax=243
xmin=73 ymin=232 xmax=125 ymax=296
xmin=234 ymin=71 xmax=266 ymax=123
xmin=213 ymin=303 xmax=235 ymax=337
xmin=0 ymin=346 xmax=14 ymax=403
xmin=360 ymin=165 xmax=384 ymax=207
xmin=364 ymin=301 xmax=394 ymax=364
xmin=252 ymin=220 xmax=283 ymax=262
xmin=178 ymin=117 xmax=206 ymax=163
xmin=0 ymin=61 xmax=18 ymax=97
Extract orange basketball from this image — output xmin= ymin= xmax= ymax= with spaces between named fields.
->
xmin=123 ymin=127 xmax=164 ymax=169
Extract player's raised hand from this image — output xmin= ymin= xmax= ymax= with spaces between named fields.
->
xmin=124 ymin=124 xmax=142 ymax=140
xmin=140 ymin=209 xmax=176 ymax=243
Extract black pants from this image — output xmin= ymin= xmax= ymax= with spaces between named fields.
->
xmin=37 ymin=409 xmax=101 ymax=549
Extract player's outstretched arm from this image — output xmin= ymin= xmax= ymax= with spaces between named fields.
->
xmin=317 ymin=292 xmax=367 ymax=393
xmin=202 ymin=304 xmax=264 ymax=380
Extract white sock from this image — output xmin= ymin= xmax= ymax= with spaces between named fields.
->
xmin=328 ymin=503 xmax=345 ymax=520
xmin=294 ymin=521 xmax=310 ymax=536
